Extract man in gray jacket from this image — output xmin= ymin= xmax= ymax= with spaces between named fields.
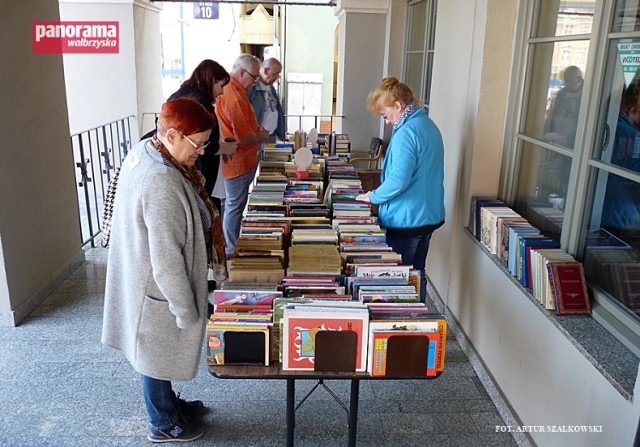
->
xmin=248 ymin=57 xmax=285 ymax=159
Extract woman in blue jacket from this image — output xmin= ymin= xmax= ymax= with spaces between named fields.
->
xmin=356 ymin=77 xmax=445 ymax=302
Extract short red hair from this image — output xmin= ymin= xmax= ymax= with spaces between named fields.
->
xmin=157 ymin=97 xmax=216 ymax=136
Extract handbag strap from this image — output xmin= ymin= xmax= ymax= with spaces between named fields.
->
xmin=100 ymin=167 xmax=121 ymax=248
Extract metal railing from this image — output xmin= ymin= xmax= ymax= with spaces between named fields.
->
xmin=71 ymin=116 xmax=135 ymax=247
xmin=285 ymin=114 xmax=344 ymax=135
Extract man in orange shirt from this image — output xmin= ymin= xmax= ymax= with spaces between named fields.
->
xmin=215 ymin=54 xmax=271 ymax=258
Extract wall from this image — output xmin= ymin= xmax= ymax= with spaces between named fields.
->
xmin=335 ymin=5 xmax=387 ymax=149
xmin=133 ymin=0 xmax=163 ymax=137
xmin=427 ymin=1 xmax=640 ymax=445
xmin=283 ymin=4 xmax=338 ymax=121
xmin=59 ymin=0 xmax=139 ymax=135
xmin=0 ymin=1 xmax=83 ymax=323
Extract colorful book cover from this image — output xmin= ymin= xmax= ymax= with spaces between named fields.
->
xmin=213 ymin=290 xmax=282 ymax=306
xmin=281 ymin=310 xmax=369 ymax=371
xmin=368 ymin=331 xmax=439 ymax=377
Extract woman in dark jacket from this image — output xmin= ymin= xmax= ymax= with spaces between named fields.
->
xmin=143 ymin=59 xmax=237 ymax=211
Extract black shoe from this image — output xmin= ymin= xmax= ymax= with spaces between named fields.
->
xmin=177 ymin=394 xmax=209 ymax=420
xmin=147 ymin=417 xmax=205 ymax=443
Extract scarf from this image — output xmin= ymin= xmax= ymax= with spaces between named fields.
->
xmin=393 ymin=102 xmax=420 ymax=132
xmin=150 ymin=136 xmax=227 ymax=275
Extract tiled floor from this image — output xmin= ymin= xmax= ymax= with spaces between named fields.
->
xmin=0 ymin=248 xmax=522 ymax=447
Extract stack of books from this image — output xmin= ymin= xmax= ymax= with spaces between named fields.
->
xmin=367 ymin=312 xmax=446 ymax=377
xmin=206 ymin=290 xmax=280 ymax=366
xmin=263 ymin=143 xmax=294 ymax=162
xmin=469 ymin=195 xmax=591 ymax=315
xmin=287 ymin=244 xmax=342 ymax=277
xmin=281 ymin=301 xmax=369 ymax=371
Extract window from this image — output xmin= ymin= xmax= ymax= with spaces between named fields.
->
xmin=505 ymin=0 xmax=640 ymax=354
xmin=403 ymin=0 xmax=438 ymax=112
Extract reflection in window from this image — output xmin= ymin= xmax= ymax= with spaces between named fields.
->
xmin=523 ymin=42 xmax=587 ymax=150
xmin=534 ymin=0 xmax=594 ymax=37
xmin=597 ymin=39 xmax=640 ymax=172
xmin=582 ymin=170 xmax=640 ymax=315
xmin=613 ymin=0 xmax=640 ymax=33
xmin=515 ymin=142 xmax=571 ymax=243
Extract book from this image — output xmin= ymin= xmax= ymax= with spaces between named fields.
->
xmin=547 ymin=262 xmax=591 ymax=315
xmin=212 ymin=290 xmax=282 ymax=306
xmin=281 ymin=307 xmax=369 ymax=371
xmin=368 ymin=330 xmax=439 ymax=377
xmin=206 ymin=322 xmax=272 ymax=366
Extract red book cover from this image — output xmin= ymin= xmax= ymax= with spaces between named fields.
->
xmin=282 ymin=311 xmax=368 ymax=371
xmin=547 ymin=262 xmax=591 ymax=315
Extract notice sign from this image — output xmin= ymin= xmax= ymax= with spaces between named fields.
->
xmin=194 ymin=2 xmax=219 ymax=20
xmin=33 ymin=21 xmax=119 ymax=54
xmin=618 ymin=42 xmax=640 ymax=88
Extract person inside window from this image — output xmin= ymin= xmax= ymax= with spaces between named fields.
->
xmin=544 ymin=65 xmax=584 ymax=147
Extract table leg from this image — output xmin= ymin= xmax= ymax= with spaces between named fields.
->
xmin=347 ymin=379 xmax=360 ymax=447
xmin=286 ymin=379 xmax=295 ymax=447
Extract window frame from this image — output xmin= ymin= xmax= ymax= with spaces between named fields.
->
xmin=402 ymin=0 xmax=438 ymax=112
xmin=500 ymin=0 xmax=640 ymax=356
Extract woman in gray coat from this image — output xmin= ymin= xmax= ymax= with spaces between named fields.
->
xmin=102 ymin=98 xmax=226 ymax=443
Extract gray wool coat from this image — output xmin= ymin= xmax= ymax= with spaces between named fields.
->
xmin=102 ymin=140 xmax=209 ymax=381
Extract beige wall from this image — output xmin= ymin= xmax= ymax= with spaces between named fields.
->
xmin=133 ymin=0 xmax=164 ymax=137
xmin=427 ymin=1 xmax=640 ymax=445
xmin=335 ymin=1 xmax=388 ymax=149
xmin=0 ymin=1 xmax=83 ymax=323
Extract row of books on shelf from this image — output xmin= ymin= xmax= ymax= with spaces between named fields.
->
xmin=206 ymin=272 xmax=445 ymax=377
xmin=469 ymin=196 xmax=591 ymax=315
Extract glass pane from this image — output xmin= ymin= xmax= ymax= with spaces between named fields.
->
xmin=580 ymin=168 xmax=640 ymax=316
xmin=595 ymin=39 xmax=640 ymax=172
xmin=523 ymin=42 xmax=588 ymax=149
xmin=534 ymin=0 xmax=594 ymax=37
xmin=613 ymin=0 xmax=640 ymax=32
xmin=408 ymin=1 xmax=427 ymax=51
xmin=514 ymin=142 xmax=572 ymax=243
xmin=405 ymin=53 xmax=424 ymax=101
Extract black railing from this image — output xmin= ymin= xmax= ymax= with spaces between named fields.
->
xmin=71 ymin=116 xmax=135 ymax=247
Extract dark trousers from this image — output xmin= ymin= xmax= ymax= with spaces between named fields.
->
xmin=385 ymin=232 xmax=433 ymax=303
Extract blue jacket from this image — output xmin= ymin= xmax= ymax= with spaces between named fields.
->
xmin=369 ymin=107 xmax=445 ymax=229
xmin=248 ymin=83 xmax=285 ymax=141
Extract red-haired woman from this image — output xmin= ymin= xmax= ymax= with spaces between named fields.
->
xmin=102 ymin=97 xmax=226 ymax=442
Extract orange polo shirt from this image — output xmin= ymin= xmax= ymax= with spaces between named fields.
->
xmin=215 ymin=77 xmax=260 ymax=179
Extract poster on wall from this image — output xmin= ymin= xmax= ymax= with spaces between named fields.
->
xmin=618 ymin=42 xmax=640 ymax=88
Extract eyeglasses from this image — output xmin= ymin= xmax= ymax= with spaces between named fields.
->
xmin=180 ymin=132 xmax=209 ymax=151
xmin=244 ymin=68 xmax=260 ymax=82
xmin=381 ymin=107 xmax=392 ymax=119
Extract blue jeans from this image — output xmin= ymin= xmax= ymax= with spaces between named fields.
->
xmin=223 ymin=169 xmax=256 ymax=258
xmin=141 ymin=374 xmax=179 ymax=430
xmin=385 ymin=232 xmax=433 ymax=303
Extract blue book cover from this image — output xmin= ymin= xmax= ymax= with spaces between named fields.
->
xmin=427 ymin=340 xmax=437 ymax=371
xmin=518 ymin=237 xmax=559 ymax=287
xmin=509 ymin=228 xmax=540 ymax=276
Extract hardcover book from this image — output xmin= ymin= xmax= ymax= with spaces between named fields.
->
xmin=547 ymin=262 xmax=591 ymax=315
